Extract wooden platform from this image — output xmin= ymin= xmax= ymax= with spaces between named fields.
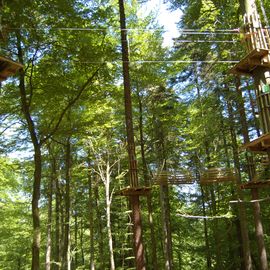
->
xmin=117 ymin=187 xmax=151 ymax=196
xmin=200 ymin=168 xmax=237 ymax=185
xmin=0 ymin=56 xmax=23 ymax=82
xmin=240 ymin=179 xmax=270 ymax=189
xmin=241 ymin=133 xmax=270 ymax=152
xmin=153 ymin=171 xmax=194 ymax=185
xmin=230 ymin=49 xmax=270 ymax=76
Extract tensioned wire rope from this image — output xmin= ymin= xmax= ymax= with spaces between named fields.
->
xmin=1 ymin=27 xmax=243 ymax=63
xmin=5 ymin=26 xmax=241 ymax=33
xmin=3 ymin=27 xmax=243 ymax=43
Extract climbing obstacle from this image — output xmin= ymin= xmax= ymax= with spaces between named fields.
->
xmin=240 ymin=133 xmax=270 ymax=189
xmin=230 ymin=11 xmax=270 ymax=75
xmin=241 ymin=133 xmax=270 ymax=153
xmin=117 ymin=186 xmax=151 ymax=196
xmin=200 ymin=168 xmax=237 ymax=185
xmin=153 ymin=170 xmax=194 ymax=186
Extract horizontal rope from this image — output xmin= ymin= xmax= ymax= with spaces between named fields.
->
xmin=6 ymin=27 xmax=240 ymax=33
xmin=75 ymin=60 xmax=239 ymax=64
xmin=174 ymin=40 xmax=237 ymax=43
xmin=230 ymin=197 xmax=270 ymax=204
xmin=176 ymin=213 xmax=235 ymax=219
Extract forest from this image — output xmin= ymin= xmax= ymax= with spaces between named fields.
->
xmin=1 ymin=0 xmax=270 ymax=269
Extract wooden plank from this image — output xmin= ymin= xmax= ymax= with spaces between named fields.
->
xmin=117 ymin=187 xmax=151 ymax=196
xmin=153 ymin=171 xmax=194 ymax=185
xmin=240 ymin=180 xmax=270 ymax=189
xmin=200 ymin=168 xmax=237 ymax=185
xmin=241 ymin=133 xmax=270 ymax=152
xmin=230 ymin=48 xmax=270 ymax=76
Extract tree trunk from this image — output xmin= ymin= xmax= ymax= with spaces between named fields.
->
xmin=62 ymin=138 xmax=71 ymax=270
xmin=80 ymin=218 xmax=85 ymax=266
xmin=226 ymin=89 xmax=252 ymax=270
xmin=219 ymin=96 xmax=242 ymax=270
xmin=160 ymin=183 xmax=173 ymax=270
xmin=54 ymin=167 xmax=61 ymax=270
xmin=235 ymin=75 xmax=268 ymax=270
xmin=104 ymin=161 xmax=115 ymax=270
xmin=94 ymin=184 xmax=105 ymax=269
xmin=46 ymin=155 xmax=55 ymax=270
xmin=201 ymin=186 xmax=212 ymax=269
xmin=74 ymin=212 xmax=78 ymax=268
xmin=88 ymin=159 xmax=95 ymax=270
xmin=137 ymin=89 xmax=158 ymax=270
xmin=17 ymin=32 xmax=42 ymax=270
xmin=118 ymin=0 xmax=146 ymax=268
xmin=258 ymin=0 xmax=269 ymax=27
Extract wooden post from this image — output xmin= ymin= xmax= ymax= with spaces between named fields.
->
xmin=118 ymin=0 xmax=146 ymax=269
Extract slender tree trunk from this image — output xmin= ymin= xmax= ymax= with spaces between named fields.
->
xmin=94 ymin=184 xmax=105 ymax=269
xmin=88 ymin=159 xmax=95 ymax=270
xmin=137 ymin=89 xmax=158 ymax=270
xmin=104 ymin=161 xmax=115 ymax=270
xmin=258 ymin=0 xmax=269 ymax=26
xmin=160 ymin=183 xmax=173 ymax=270
xmin=17 ymin=32 xmax=42 ymax=270
xmin=80 ymin=218 xmax=85 ymax=266
xmin=55 ymin=168 xmax=61 ymax=270
xmin=226 ymin=89 xmax=252 ymax=270
xmin=118 ymin=0 xmax=146 ymax=269
xmin=210 ymin=187 xmax=222 ymax=270
xmin=201 ymin=186 xmax=212 ymax=269
xmin=74 ymin=212 xmax=78 ymax=268
xmin=62 ymin=138 xmax=71 ymax=270
xmin=235 ymin=75 xmax=268 ymax=270
xmin=46 ymin=155 xmax=55 ymax=270
xmin=219 ymin=97 xmax=242 ymax=270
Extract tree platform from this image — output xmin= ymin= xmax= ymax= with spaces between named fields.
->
xmin=240 ymin=179 xmax=270 ymax=189
xmin=241 ymin=133 xmax=270 ymax=152
xmin=0 ymin=56 xmax=23 ymax=82
xmin=230 ymin=48 xmax=270 ymax=76
xmin=117 ymin=187 xmax=151 ymax=196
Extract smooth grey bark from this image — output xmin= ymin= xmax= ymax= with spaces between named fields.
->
xmin=87 ymin=159 xmax=95 ymax=270
xmin=62 ymin=138 xmax=71 ymax=270
xmin=94 ymin=184 xmax=105 ymax=269
xmin=45 ymin=154 xmax=56 ymax=270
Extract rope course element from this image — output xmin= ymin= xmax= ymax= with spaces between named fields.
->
xmin=174 ymin=40 xmax=237 ymax=43
xmin=229 ymin=197 xmax=270 ymax=204
xmin=6 ymin=27 xmax=241 ymax=33
xmin=176 ymin=213 xmax=235 ymax=219
xmin=76 ymin=60 xmax=239 ymax=64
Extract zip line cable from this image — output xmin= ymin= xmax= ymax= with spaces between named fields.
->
xmin=174 ymin=40 xmax=237 ymax=43
xmin=71 ymin=60 xmax=239 ymax=64
xmin=6 ymin=26 xmax=240 ymax=34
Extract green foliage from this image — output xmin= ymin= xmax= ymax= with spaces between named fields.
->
xmin=0 ymin=157 xmax=31 ymax=270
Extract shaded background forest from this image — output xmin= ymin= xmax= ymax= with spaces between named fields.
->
xmin=1 ymin=0 xmax=270 ymax=269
